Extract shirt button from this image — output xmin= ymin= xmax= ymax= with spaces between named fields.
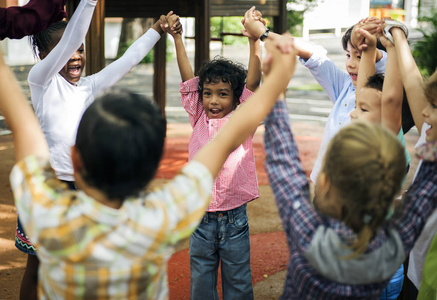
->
xmin=344 ymin=103 xmax=347 ymax=107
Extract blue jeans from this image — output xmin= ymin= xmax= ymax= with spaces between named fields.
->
xmin=189 ymin=204 xmax=253 ymax=300
xmin=380 ymin=264 xmax=404 ymax=299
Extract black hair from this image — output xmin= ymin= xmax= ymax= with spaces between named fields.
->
xmin=364 ymin=73 xmax=384 ymax=91
xmin=364 ymin=74 xmax=415 ymax=134
xmin=342 ymin=25 xmax=387 ymax=53
xmin=197 ymin=56 xmax=247 ymax=108
xmin=75 ymin=89 xmax=166 ymax=200
xmin=29 ymin=20 xmax=68 ymax=58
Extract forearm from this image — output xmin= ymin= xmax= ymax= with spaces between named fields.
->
xmin=392 ymin=29 xmax=425 ymax=132
xmin=92 ymin=28 xmax=160 ymax=92
xmin=246 ymin=38 xmax=261 ymax=91
xmin=174 ymin=35 xmax=194 ymax=82
xmin=381 ymin=45 xmax=402 ymax=133
xmin=357 ymin=47 xmax=376 ymax=92
xmin=0 ymin=52 xmax=49 ymax=161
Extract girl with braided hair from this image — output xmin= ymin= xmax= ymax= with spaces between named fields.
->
xmin=15 ymin=0 xmax=181 ymax=298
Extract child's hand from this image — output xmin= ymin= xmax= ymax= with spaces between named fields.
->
xmin=378 ymin=19 xmax=396 ymax=48
xmin=377 ymin=26 xmax=393 ymax=49
xmin=160 ymin=11 xmax=182 ymax=36
xmin=241 ymin=6 xmax=267 ymax=40
xmin=263 ymin=33 xmax=296 ymax=78
xmin=352 ymin=17 xmax=380 ymax=51
xmin=270 ymin=34 xmax=295 ymax=54
xmin=167 ymin=12 xmax=182 ymax=35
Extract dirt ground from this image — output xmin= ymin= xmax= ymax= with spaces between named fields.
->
xmin=0 ymin=122 xmax=420 ymax=299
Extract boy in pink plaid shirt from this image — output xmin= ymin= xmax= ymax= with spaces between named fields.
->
xmin=163 ymin=9 xmax=263 ymax=299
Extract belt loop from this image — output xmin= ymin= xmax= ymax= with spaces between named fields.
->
xmin=228 ymin=209 xmax=234 ymax=223
xmin=203 ymin=213 xmax=209 ymax=223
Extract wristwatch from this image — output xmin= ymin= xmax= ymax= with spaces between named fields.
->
xmin=260 ymin=28 xmax=270 ymax=42
xmin=383 ymin=19 xmax=408 ymax=45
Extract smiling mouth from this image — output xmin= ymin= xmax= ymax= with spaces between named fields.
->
xmin=68 ymin=65 xmax=81 ymax=74
xmin=349 ymin=72 xmax=357 ymax=79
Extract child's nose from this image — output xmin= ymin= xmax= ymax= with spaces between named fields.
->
xmin=71 ymin=51 xmax=81 ymax=59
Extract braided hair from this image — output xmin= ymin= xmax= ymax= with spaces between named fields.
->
xmin=322 ymin=122 xmax=406 ymax=257
xmin=29 ymin=21 xmax=68 ymax=59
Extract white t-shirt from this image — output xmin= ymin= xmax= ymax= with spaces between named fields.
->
xmin=407 ymin=123 xmax=437 ymax=289
xmin=28 ymin=0 xmax=160 ymax=181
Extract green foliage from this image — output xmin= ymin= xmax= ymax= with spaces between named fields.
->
xmin=210 ymin=16 xmax=247 ymax=45
xmin=412 ymin=11 xmax=437 ymax=77
xmin=286 ymin=0 xmax=318 ymax=36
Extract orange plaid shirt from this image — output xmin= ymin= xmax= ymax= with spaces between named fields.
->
xmin=11 ymin=156 xmax=212 ymax=299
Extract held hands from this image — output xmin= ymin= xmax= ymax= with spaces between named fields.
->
xmin=241 ymin=6 xmax=267 ymax=40
xmin=377 ymin=23 xmax=393 ymax=49
xmin=351 ymin=17 xmax=380 ymax=52
xmin=159 ymin=11 xmax=182 ymax=36
xmin=262 ymin=34 xmax=296 ymax=84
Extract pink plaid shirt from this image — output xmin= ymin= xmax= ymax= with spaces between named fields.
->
xmin=180 ymin=77 xmax=259 ymax=211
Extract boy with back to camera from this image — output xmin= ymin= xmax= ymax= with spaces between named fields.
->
xmin=162 ymin=9 xmax=262 ymax=299
xmin=0 ymin=32 xmax=296 ymax=298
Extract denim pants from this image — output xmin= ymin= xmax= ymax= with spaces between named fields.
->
xmin=189 ymin=204 xmax=253 ymax=300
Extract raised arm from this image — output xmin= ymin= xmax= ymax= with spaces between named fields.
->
xmin=391 ymin=26 xmax=426 ymax=132
xmin=355 ymin=28 xmax=377 ymax=93
xmin=246 ymin=38 xmax=262 ymax=91
xmin=193 ymin=36 xmax=297 ymax=178
xmin=0 ymin=0 xmax=67 ymax=40
xmin=163 ymin=15 xmax=194 ymax=82
xmin=0 ymin=50 xmax=49 ymax=161
xmin=379 ymin=30 xmax=403 ymax=133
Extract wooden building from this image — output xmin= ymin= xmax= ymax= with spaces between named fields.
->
xmin=67 ymin=0 xmax=287 ymax=115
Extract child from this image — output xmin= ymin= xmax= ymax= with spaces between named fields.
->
xmin=162 ymin=10 xmax=261 ymax=299
xmin=349 ymin=21 xmax=410 ymax=299
xmin=0 ymin=0 xmax=67 ymax=40
xmin=416 ymin=69 xmax=437 ymax=299
xmin=385 ymin=19 xmax=437 ymax=296
xmin=0 ymin=32 xmax=297 ymax=299
xmin=16 ymin=0 xmax=181 ymax=297
xmin=242 ymin=8 xmax=387 ymax=184
xmin=260 ymin=35 xmax=437 ymax=300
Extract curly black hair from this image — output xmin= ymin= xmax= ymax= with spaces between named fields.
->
xmin=197 ymin=56 xmax=247 ymax=108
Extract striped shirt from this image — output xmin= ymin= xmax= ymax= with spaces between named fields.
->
xmin=180 ymin=77 xmax=259 ymax=211
xmin=264 ymin=100 xmax=437 ymax=300
xmin=10 ymin=156 xmax=213 ymax=299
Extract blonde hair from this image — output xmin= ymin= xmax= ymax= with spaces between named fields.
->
xmin=322 ymin=122 xmax=406 ymax=257
xmin=424 ymin=68 xmax=437 ymax=103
